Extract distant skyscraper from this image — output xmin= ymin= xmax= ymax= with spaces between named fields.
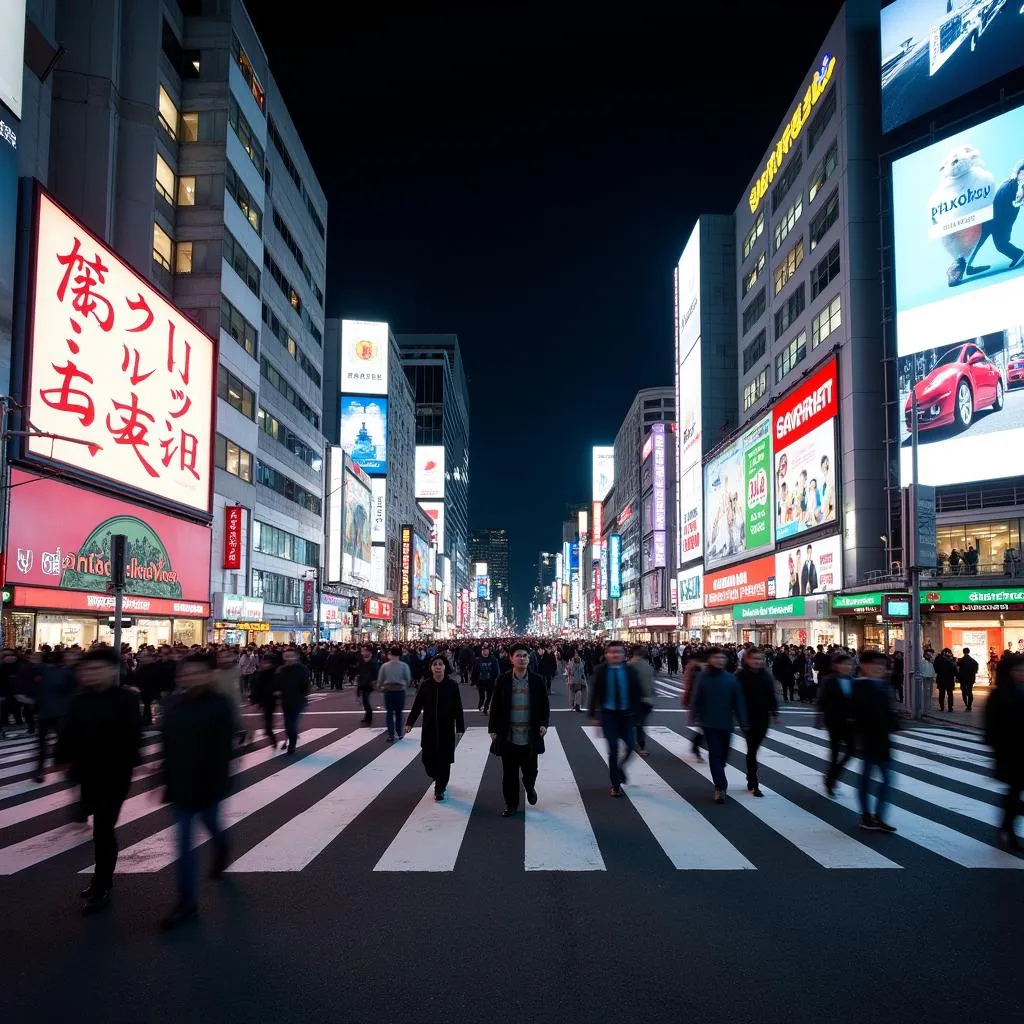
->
xmin=470 ymin=528 xmax=510 ymax=606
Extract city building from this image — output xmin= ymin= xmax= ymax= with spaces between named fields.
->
xmin=470 ymin=528 xmax=509 ymax=611
xmin=6 ymin=0 xmax=328 ymax=648
xmin=534 ymin=550 xmax=557 ymax=603
xmin=603 ymin=388 xmax=676 ymax=638
xmin=396 ymin=332 xmax=471 ymax=619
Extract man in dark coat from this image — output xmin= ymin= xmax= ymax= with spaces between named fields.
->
xmin=54 ymin=647 xmax=142 ymax=915
xmin=406 ymin=655 xmax=466 ymax=799
xmin=817 ymin=651 xmax=856 ymax=796
xmin=355 ymin=645 xmax=379 ymax=724
xmin=34 ymin=648 xmax=78 ymax=783
xmin=488 ymin=643 xmax=549 ymax=816
xmin=736 ymin=647 xmax=779 ymax=797
xmin=773 ymin=647 xmax=795 ymax=703
xmin=957 ymin=647 xmax=980 ymax=711
xmin=589 ymin=640 xmax=644 ymax=797
xmin=851 ymin=650 xmax=899 ymax=833
xmin=157 ymin=653 xmax=234 ymax=929
xmin=985 ymin=653 xmax=1024 ymax=851
xmin=276 ymin=647 xmax=310 ymax=754
xmin=933 ymin=647 xmax=957 ymax=712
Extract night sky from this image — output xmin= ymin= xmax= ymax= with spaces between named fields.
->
xmin=245 ymin=1 xmax=844 ymax=620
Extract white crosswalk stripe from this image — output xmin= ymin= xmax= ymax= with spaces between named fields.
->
xmin=0 ymin=722 xmax=1018 ymax=877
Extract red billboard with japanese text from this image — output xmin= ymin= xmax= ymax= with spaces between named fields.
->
xmin=223 ymin=506 xmax=242 ymax=570
xmin=362 ymin=596 xmax=394 ymax=620
xmin=6 ymin=467 xmax=211 ymax=616
xmin=703 ymin=554 xmax=776 ymax=609
xmin=22 ymin=190 xmax=216 ymax=515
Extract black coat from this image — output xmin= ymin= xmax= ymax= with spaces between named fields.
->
xmin=55 ymin=684 xmax=142 ymax=804
xmin=818 ymin=673 xmax=854 ymax=731
xmin=277 ymin=662 xmax=310 ymax=711
xmin=161 ymin=688 xmax=235 ymax=811
xmin=851 ymin=676 xmax=898 ymax=760
xmin=407 ymin=677 xmax=465 ymax=764
xmin=737 ymin=667 xmax=778 ymax=728
xmin=588 ymin=662 xmax=644 ymax=718
xmin=772 ymin=652 xmax=794 ymax=684
xmin=488 ymin=670 xmax=549 ymax=755
xmin=985 ymin=682 xmax=1024 ymax=784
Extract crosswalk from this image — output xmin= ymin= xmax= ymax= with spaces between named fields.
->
xmin=0 ymin=719 xmax=1019 ymax=876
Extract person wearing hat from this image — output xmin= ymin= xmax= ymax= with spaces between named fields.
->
xmin=488 ymin=642 xmax=550 ymax=816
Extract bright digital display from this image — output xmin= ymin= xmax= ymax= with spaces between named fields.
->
xmin=893 ymin=104 xmax=1024 ymax=487
xmin=415 ymin=445 xmax=445 ymax=499
xmin=592 ymin=446 xmax=614 ymax=502
xmin=419 ymin=500 xmax=445 ymax=553
xmin=340 ymin=395 xmax=388 ymax=475
xmin=881 ymin=0 xmax=1024 ymax=134
xmin=342 ymin=468 xmax=372 ymax=588
xmin=609 ymin=533 xmax=622 ymax=599
xmin=774 ymin=533 xmax=843 ymax=597
xmin=412 ymin=532 xmax=430 ymax=613
xmin=703 ymin=415 xmax=773 ymax=571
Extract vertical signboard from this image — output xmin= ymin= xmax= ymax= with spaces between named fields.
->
xmin=676 ymin=222 xmax=704 ymax=563
xmin=415 ymin=445 xmax=446 ymax=499
xmin=592 ymin=446 xmax=614 ymax=501
xmin=370 ymin=477 xmax=386 ymax=544
xmin=223 ymin=506 xmax=243 ymax=569
xmin=591 ymin=500 xmax=603 ymax=556
xmin=326 ymin=445 xmax=343 ymax=583
xmin=0 ymin=100 xmax=17 ymax=397
xmin=340 ymin=319 xmax=388 ymax=395
xmin=577 ymin=508 xmax=588 ymax=544
xmin=0 ymin=2 xmax=25 ymax=120
xmin=652 ymin=422 xmax=667 ymax=567
xmin=609 ymin=533 xmax=622 ymax=599
xmin=400 ymin=524 xmax=413 ymax=607
xmin=592 ymin=563 xmax=601 ymax=623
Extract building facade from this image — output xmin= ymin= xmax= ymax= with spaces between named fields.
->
xmin=9 ymin=0 xmax=328 ymax=647
xmin=469 ymin=528 xmax=509 ymax=613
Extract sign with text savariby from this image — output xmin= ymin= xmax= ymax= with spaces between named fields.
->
xmin=5 ymin=467 xmax=211 ymax=616
xmin=19 ymin=189 xmax=216 ymax=516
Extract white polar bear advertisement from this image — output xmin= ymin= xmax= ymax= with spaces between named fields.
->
xmin=927 ymin=144 xmax=995 ymax=285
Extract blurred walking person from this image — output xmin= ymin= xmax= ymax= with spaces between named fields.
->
xmin=690 ymin=648 xmax=747 ymax=804
xmin=628 ymin=645 xmax=655 ymax=757
xmin=277 ymin=647 xmax=310 ymax=754
xmin=158 ymin=653 xmax=235 ymax=930
xmin=681 ymin=652 xmax=706 ymax=760
xmin=851 ymin=650 xmax=898 ymax=833
xmin=566 ymin=652 xmax=588 ymax=712
xmin=737 ymin=647 xmax=778 ymax=796
xmin=54 ymin=648 xmax=142 ymax=916
xmin=378 ymin=646 xmax=412 ymax=743
xmin=406 ymin=655 xmax=466 ymax=800
xmin=818 ymin=651 xmax=856 ymax=796
xmin=589 ymin=641 xmax=643 ymax=796
xmin=34 ymin=648 xmax=77 ymax=783
xmin=985 ymin=652 xmax=1024 ymax=851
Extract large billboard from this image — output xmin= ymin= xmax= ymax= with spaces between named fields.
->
xmin=0 ymin=1 xmax=25 ymax=120
xmin=412 ymin=532 xmax=430 ymax=613
xmin=892 ymin=104 xmax=1024 ymax=487
xmin=419 ymin=499 xmax=445 ymax=553
xmin=608 ymin=533 xmax=622 ymax=599
xmin=342 ymin=464 xmax=372 ymax=588
xmin=678 ymin=337 xmax=703 ymax=561
xmin=704 ymin=554 xmax=777 ymax=609
xmin=340 ymin=319 xmax=388 ymax=395
xmin=25 ymin=192 xmax=215 ymax=515
xmin=677 ymin=565 xmax=704 ymax=612
xmin=6 ymin=467 xmax=211 ymax=616
xmin=415 ymin=445 xmax=445 ymax=499
xmin=881 ymin=1 xmax=1024 ymax=135
xmin=325 ymin=445 xmax=343 ymax=583
xmin=704 ymin=415 xmax=773 ymax=571
xmin=676 ymin=223 xmax=701 ymax=359
xmin=652 ymin=423 xmax=668 ymax=568
xmin=592 ymin=446 xmax=614 ymax=502
xmin=774 ymin=534 xmax=843 ymax=597
xmin=339 ymin=394 xmax=387 ymax=475
xmin=773 ymin=357 xmax=838 ymax=542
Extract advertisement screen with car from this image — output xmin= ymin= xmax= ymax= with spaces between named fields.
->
xmin=892 ymin=103 xmax=1024 ymax=486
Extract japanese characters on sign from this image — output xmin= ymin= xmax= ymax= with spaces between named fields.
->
xmin=362 ymin=596 xmax=394 ymax=620
xmin=340 ymin=319 xmax=388 ymax=396
xmin=223 ymin=506 xmax=243 ymax=570
xmin=26 ymin=192 xmax=214 ymax=514
xmin=400 ymin=524 xmax=413 ymax=607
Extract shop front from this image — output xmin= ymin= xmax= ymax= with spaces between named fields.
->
xmin=733 ymin=595 xmax=837 ymax=648
xmin=831 ymin=591 xmax=905 ymax=652
xmin=319 ymin=593 xmax=354 ymax=642
xmin=3 ymin=469 xmax=212 ymax=652
xmin=623 ymin=613 xmax=678 ymax=643
xmin=362 ymin=596 xmax=395 ymax=641
xmin=208 ymin=593 xmax=270 ymax=646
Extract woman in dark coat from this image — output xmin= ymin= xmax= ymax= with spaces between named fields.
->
xmin=405 ymin=655 xmax=465 ymax=801
xmin=985 ymin=653 xmax=1024 ymax=851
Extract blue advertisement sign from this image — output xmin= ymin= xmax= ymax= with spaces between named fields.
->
xmin=569 ymin=542 xmax=579 ymax=570
xmin=339 ymin=395 xmax=388 ymax=475
xmin=608 ymin=533 xmax=622 ymax=599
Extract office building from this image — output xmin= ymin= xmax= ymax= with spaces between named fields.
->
xmin=470 ymin=527 xmax=510 ymax=608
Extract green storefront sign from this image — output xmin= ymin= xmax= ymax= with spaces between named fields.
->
xmin=832 ymin=592 xmax=885 ymax=612
xmin=832 ymin=588 xmax=1024 ymax=614
xmin=744 ymin=418 xmax=772 ymax=549
xmin=733 ymin=596 xmax=806 ymax=621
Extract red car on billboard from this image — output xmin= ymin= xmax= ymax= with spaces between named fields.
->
xmin=1008 ymin=355 xmax=1024 ymax=389
xmin=905 ymin=342 xmax=1004 ymax=433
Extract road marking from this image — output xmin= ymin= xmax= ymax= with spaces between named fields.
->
xmin=908 ymin=728 xmax=986 ymax=748
xmin=790 ymin=727 xmax=1001 ymax=794
xmin=525 ymin=729 xmax=604 ymax=872
xmin=751 ymin=731 xmax=1022 ymax=867
xmin=0 ymin=730 xmax=332 ymax=876
xmin=582 ymin=726 xmax=753 ymax=871
xmin=890 ymin=733 xmax=993 ymax=768
xmin=646 ymin=726 xmax=898 ymax=870
xmin=0 ymin=741 xmax=161 ymax=783
xmin=374 ymin=729 xmax=492 ymax=872
xmin=227 ymin=732 xmax=420 ymax=873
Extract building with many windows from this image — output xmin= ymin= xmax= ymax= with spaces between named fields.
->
xmin=21 ymin=0 xmax=328 ymax=643
xmin=470 ymin=528 xmax=510 ymax=614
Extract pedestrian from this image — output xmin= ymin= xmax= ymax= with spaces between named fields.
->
xmin=681 ymin=652 xmax=706 ymax=759
xmin=34 ymin=647 xmax=77 ymax=783
xmin=690 ymin=648 xmax=747 ymax=804
xmin=539 ymin=644 xmax=557 ymax=695
xmin=773 ymin=646 xmax=795 ymax=703
xmin=471 ymin=644 xmax=500 ymax=713
xmin=957 ymin=647 xmax=979 ymax=711
xmin=817 ymin=651 xmax=856 ymax=797
xmin=934 ymin=647 xmax=957 ymax=712
xmin=158 ymin=653 xmax=234 ymax=930
xmin=210 ymin=645 xmax=246 ymax=747
xmin=985 ymin=652 xmax=1024 ymax=851
xmin=736 ymin=647 xmax=779 ymax=797
xmin=589 ymin=641 xmax=643 ymax=796
xmin=355 ymin=645 xmax=378 ymax=725
xmin=405 ymin=655 xmax=466 ymax=800
xmin=54 ymin=647 xmax=142 ymax=916
xmin=566 ymin=652 xmax=587 ymax=712
xmin=276 ymin=647 xmax=310 ymax=754
xmin=851 ymin=649 xmax=899 ymax=833
xmin=377 ymin=645 xmax=412 ymax=743
xmin=628 ymin=645 xmax=656 ymax=756
xmin=488 ymin=643 xmax=549 ymax=816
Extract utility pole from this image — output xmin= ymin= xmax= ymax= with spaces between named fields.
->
xmin=908 ymin=391 xmax=923 ymax=720
xmin=111 ymin=534 xmax=127 ymax=680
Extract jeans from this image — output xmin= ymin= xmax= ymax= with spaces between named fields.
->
xmin=600 ymin=709 xmax=635 ymax=788
xmin=282 ymin=704 xmax=301 ymax=752
xmin=384 ymin=690 xmax=405 ymax=738
xmin=174 ymin=802 xmax=227 ymax=906
xmin=90 ymin=796 xmax=126 ymax=891
xmin=500 ymin=743 xmax=537 ymax=810
xmin=826 ymin=722 xmax=854 ymax=786
xmin=635 ymin=704 xmax=652 ymax=751
xmin=936 ymin=684 xmax=954 ymax=711
xmin=703 ymin=728 xmax=732 ymax=791
xmin=36 ymin=718 xmax=58 ymax=778
xmin=477 ymin=682 xmax=493 ymax=711
xmin=745 ymin=721 xmax=768 ymax=788
xmin=961 ymin=683 xmax=974 ymax=710
xmin=360 ymin=688 xmax=373 ymax=722
xmin=858 ymin=755 xmax=890 ymax=820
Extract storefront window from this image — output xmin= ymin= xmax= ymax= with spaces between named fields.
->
xmin=35 ymin=615 xmax=99 ymax=650
xmin=4 ymin=611 xmax=34 ymax=650
xmin=173 ymin=619 xmax=204 ymax=646
xmin=936 ymin=519 xmax=1022 ymax=574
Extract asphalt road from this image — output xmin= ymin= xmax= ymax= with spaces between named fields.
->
xmin=0 ymin=680 xmax=1020 ymax=1024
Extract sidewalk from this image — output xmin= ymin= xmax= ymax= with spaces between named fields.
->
xmin=918 ymin=685 xmax=988 ymax=733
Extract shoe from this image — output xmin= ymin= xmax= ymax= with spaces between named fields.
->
xmin=81 ymin=890 xmax=111 ymax=916
xmin=964 ymin=263 xmax=991 ymax=276
xmin=825 ymin=780 xmax=835 ymax=797
xmin=860 ymin=814 xmax=880 ymax=830
xmin=997 ymin=830 xmax=1022 ymax=852
xmin=751 ymin=788 xmax=764 ymax=798
xmin=160 ymin=902 xmax=198 ymax=931
xmin=636 ymin=748 xmax=648 ymax=758
xmin=747 ymin=783 xmax=755 ymax=792
xmin=618 ymin=765 xmax=628 ymax=785
xmin=713 ymin=790 xmax=725 ymax=805
xmin=500 ymin=807 xmax=516 ymax=817
xmin=33 ymin=775 xmax=44 ymax=784
xmin=610 ymin=786 xmax=623 ymax=798
xmin=79 ymin=882 xmax=105 ymax=899
xmin=279 ymin=741 xmax=288 ymax=750
xmin=526 ymin=787 xmax=538 ymax=806
xmin=434 ymin=790 xmax=445 ymax=801
xmin=873 ymin=816 xmax=897 ymax=834
xmin=1012 ymin=253 xmax=1024 ymax=271
xmin=385 ymin=734 xmax=394 ymax=744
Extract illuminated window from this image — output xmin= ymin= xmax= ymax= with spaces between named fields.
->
xmin=154 ymin=154 xmax=175 ymax=205
xmin=177 ymin=175 xmax=196 ymax=206
xmin=225 ymin=161 xmax=263 ymax=233
xmin=220 ymin=296 xmax=258 ymax=358
xmin=215 ymin=433 xmax=253 ymax=482
xmin=809 ymin=141 xmax=838 ymax=204
xmin=809 ymin=189 xmax=839 ymax=250
xmin=231 ymin=33 xmax=266 ymax=111
xmin=774 ymin=237 xmax=805 ymax=296
xmin=228 ymin=96 xmax=265 ymax=175
xmin=175 ymin=240 xmax=193 ymax=274
xmin=158 ymin=85 xmax=179 ymax=139
xmin=180 ymin=111 xmax=199 ymax=143
xmin=742 ymin=250 xmax=766 ymax=297
xmin=773 ymin=195 xmax=803 ymax=252
xmin=218 ymin=365 xmax=256 ymax=420
xmin=774 ymin=329 xmax=807 ymax=383
xmin=152 ymin=224 xmax=173 ymax=271
xmin=743 ymin=369 xmax=768 ymax=411
xmin=742 ymin=211 xmax=764 ymax=262
xmin=811 ymin=295 xmax=842 ymax=349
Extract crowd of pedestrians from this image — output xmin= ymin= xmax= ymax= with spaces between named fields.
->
xmin=0 ymin=630 xmax=1021 ymax=928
